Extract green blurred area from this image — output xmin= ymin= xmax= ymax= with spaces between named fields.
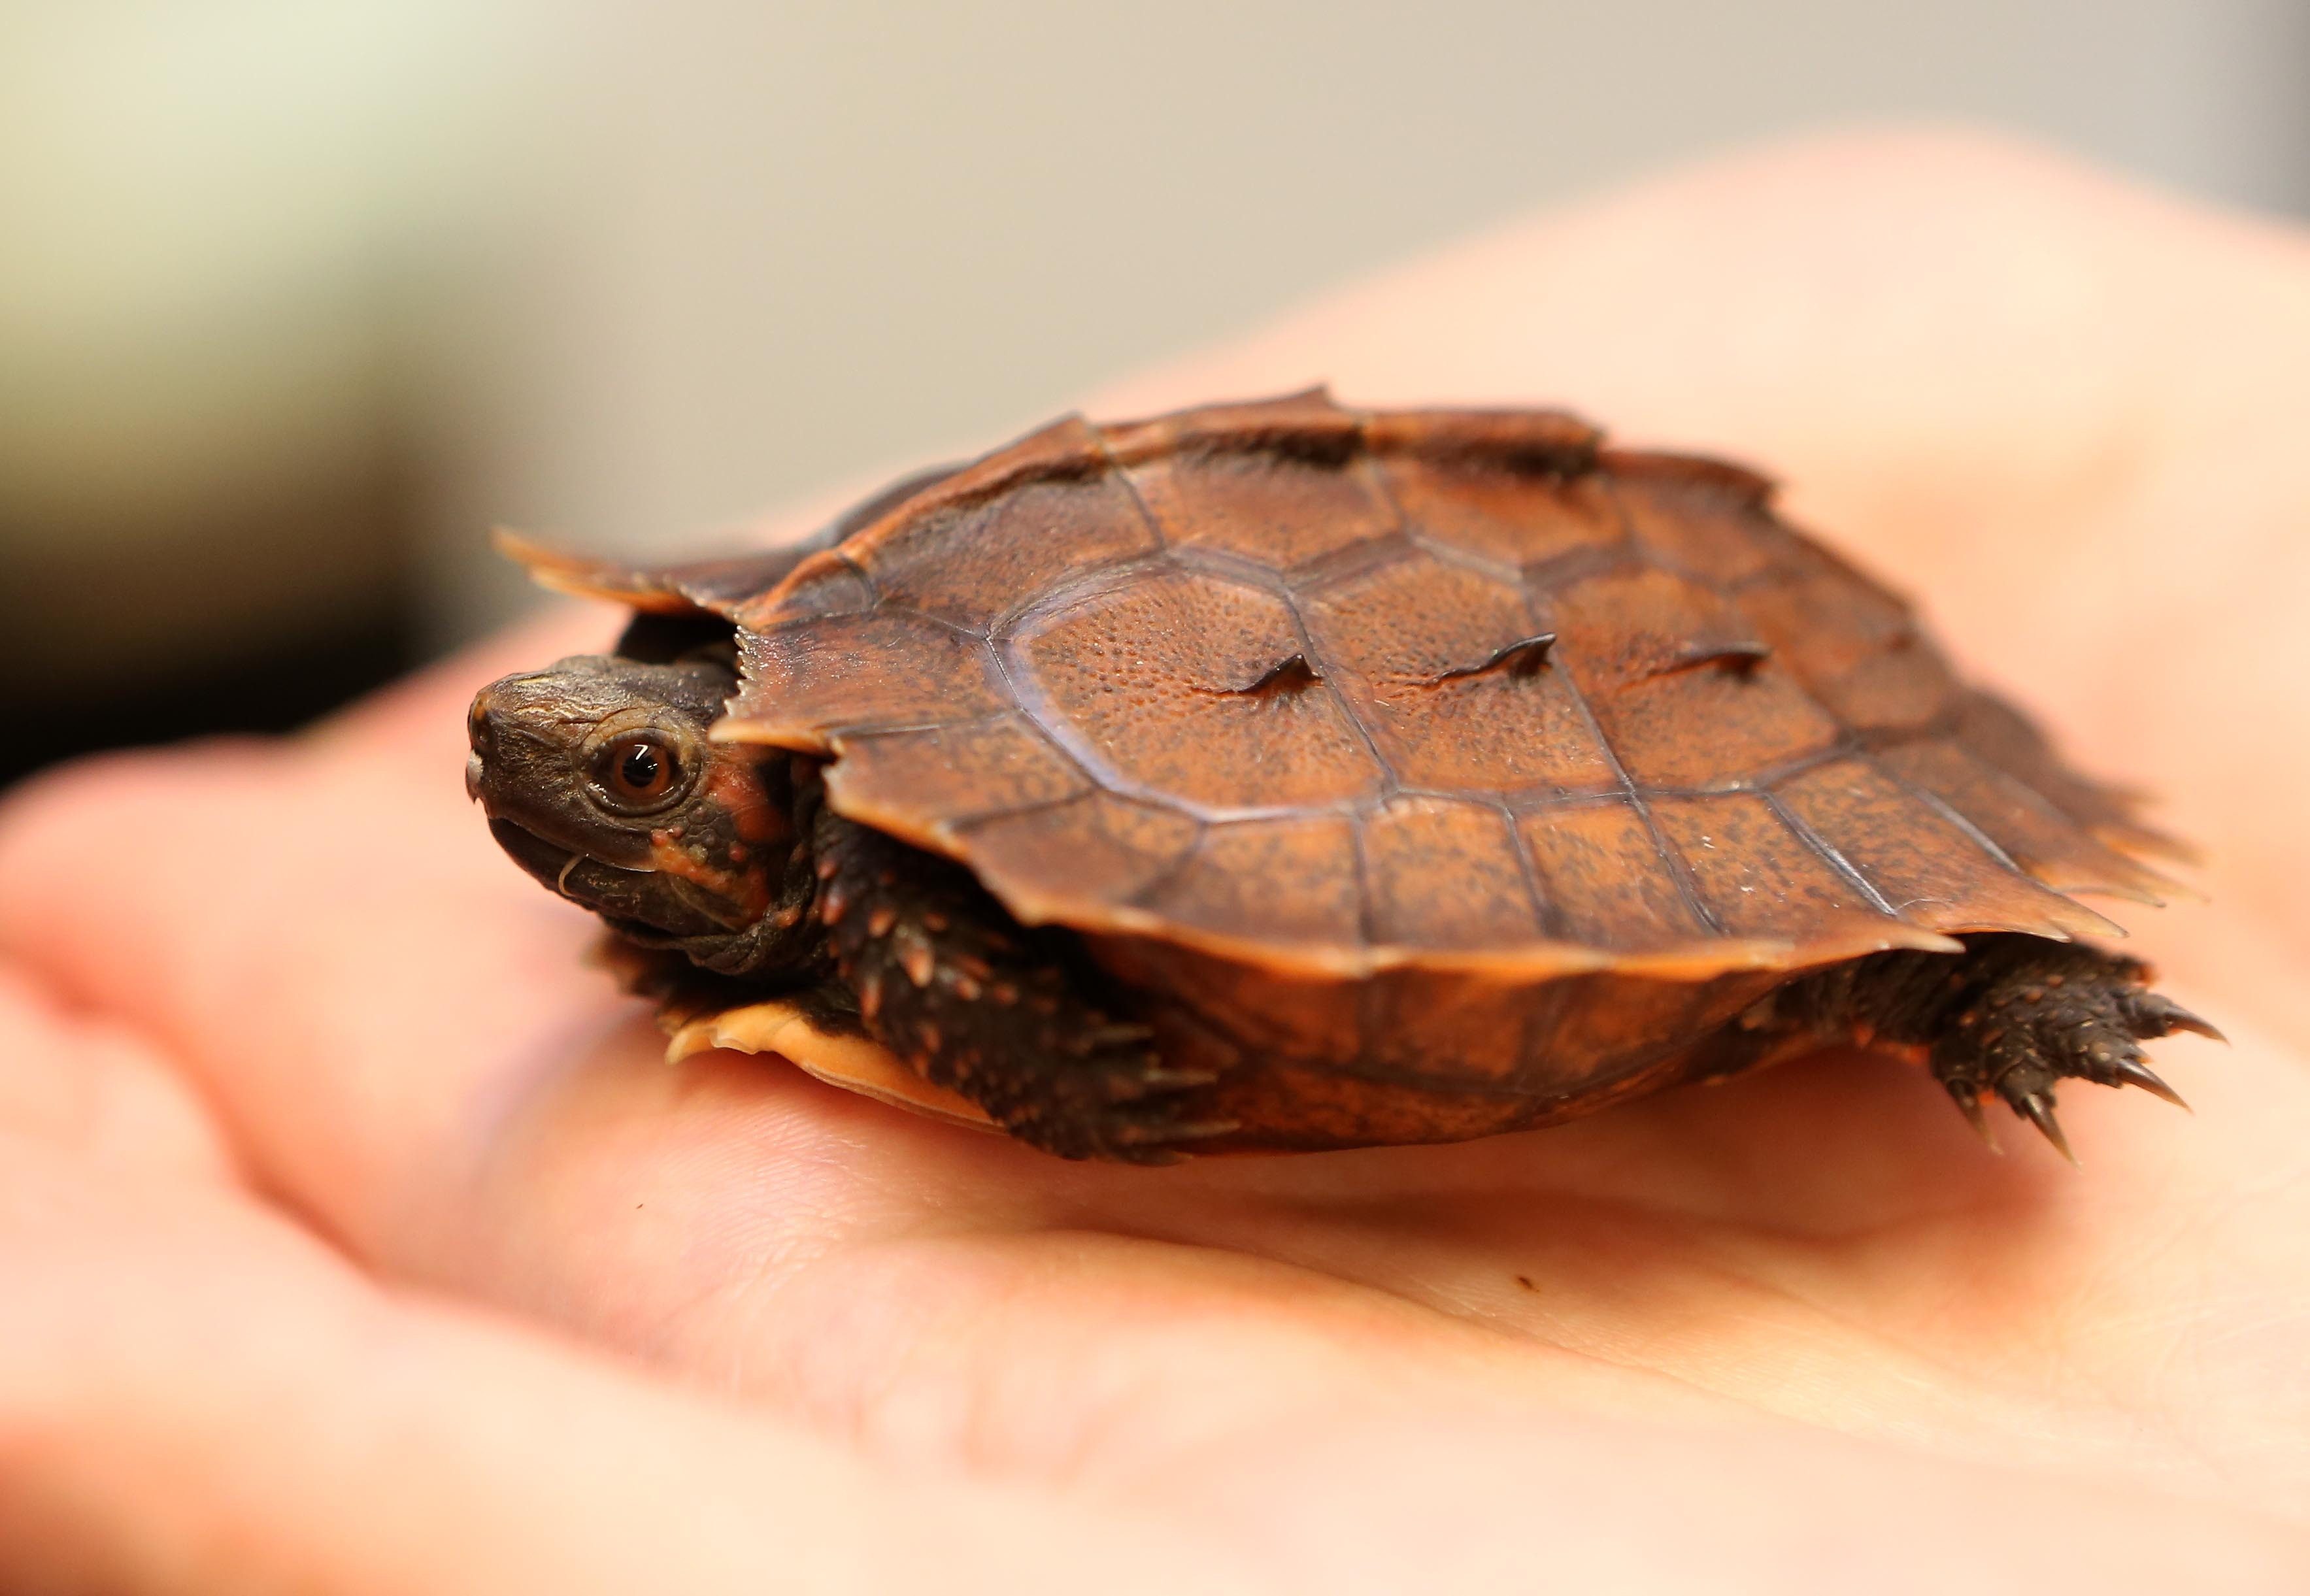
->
xmin=3 ymin=0 xmax=2303 ymax=788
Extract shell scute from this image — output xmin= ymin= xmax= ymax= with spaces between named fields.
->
xmin=1387 ymin=456 xmax=1624 ymax=569
xmin=1649 ymin=790 xmax=1914 ymax=946
xmin=746 ymin=552 xmax=876 ymax=625
xmin=1124 ymin=446 xmax=1398 ymax=569
xmin=1798 ymin=637 xmax=1957 ymax=737
xmin=1522 ymin=973 xmax=1763 ymax=1097
xmin=1873 ymin=739 xmax=2174 ymax=903
xmin=851 ymin=469 xmax=1160 ymax=633
xmin=1102 ymin=387 xmax=1364 ymax=464
xmin=1302 ymin=552 xmax=1616 ymax=797
xmin=1735 ymin=553 xmax=1956 ymax=735
xmin=1379 ymin=660 xmax=1618 ymax=799
xmin=1581 ymin=662 xmax=1845 ymax=790
xmin=1362 ymin=406 xmax=1598 ymax=469
xmin=1951 ymin=690 xmax=2179 ymax=859
xmin=1013 ymin=568 xmax=1385 ymax=814
xmin=1094 ymin=935 xmax=1365 ymax=1065
xmin=1515 ymin=799 xmax=1715 ymax=952
xmin=1354 ymin=968 xmax=1539 ymax=1086
xmin=1141 ymin=814 xmax=1365 ymax=956
xmin=500 ymin=531 xmax=807 ymax=619
xmin=727 ymin=611 xmax=1005 ymax=747
xmin=867 ymin=414 xmax=1109 ymax=526
xmin=1773 ymin=758 xmax=2120 ymax=941
xmin=824 ymin=714 xmax=1091 ymax=851
xmin=1550 ymin=567 xmax=1774 ymax=692
xmin=1303 ymin=550 xmax=1541 ymax=687
xmin=958 ymin=793 xmax=1199 ymax=924
xmin=1362 ymin=797 xmax=1545 ymax=950
xmin=1610 ymin=461 xmax=1784 ymax=586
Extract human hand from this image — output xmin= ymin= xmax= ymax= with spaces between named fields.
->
xmin=3 ymin=132 xmax=2306 ymax=1591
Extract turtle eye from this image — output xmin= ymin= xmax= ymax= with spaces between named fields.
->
xmin=590 ymin=733 xmax=685 ymax=813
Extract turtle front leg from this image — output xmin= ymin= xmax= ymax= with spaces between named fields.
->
xmin=809 ymin=803 xmax=1233 ymax=1161
xmin=1775 ymin=933 xmax=2221 ymax=1158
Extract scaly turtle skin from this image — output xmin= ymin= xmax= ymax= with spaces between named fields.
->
xmin=467 ymin=390 xmax=2216 ymax=1162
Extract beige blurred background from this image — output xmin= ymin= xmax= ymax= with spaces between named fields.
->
xmin=3 ymin=0 xmax=2305 ymax=786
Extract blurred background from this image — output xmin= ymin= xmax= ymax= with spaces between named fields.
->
xmin=5 ymin=0 xmax=2307 ymax=789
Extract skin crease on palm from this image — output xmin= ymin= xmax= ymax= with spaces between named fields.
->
xmin=1 ymin=129 xmax=2308 ymax=1591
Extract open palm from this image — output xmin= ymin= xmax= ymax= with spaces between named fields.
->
xmin=3 ymin=133 xmax=2307 ymax=1592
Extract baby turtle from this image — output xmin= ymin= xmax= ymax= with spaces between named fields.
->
xmin=467 ymin=390 xmax=2215 ymax=1161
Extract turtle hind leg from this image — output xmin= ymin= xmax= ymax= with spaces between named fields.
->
xmin=1920 ymin=937 xmax=2219 ymax=1160
xmin=1782 ymin=934 xmax=2219 ymax=1159
xmin=809 ymin=800 xmax=1233 ymax=1163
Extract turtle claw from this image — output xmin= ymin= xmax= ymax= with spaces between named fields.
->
xmin=2128 ymin=994 xmax=2226 ymax=1046
xmin=2008 ymin=1088 xmax=2077 ymax=1165
xmin=1115 ymin=1116 xmax=1241 ymax=1145
xmin=2172 ymin=1012 xmax=2227 ymax=1044
xmin=1135 ymin=1066 xmax=1222 ymax=1092
xmin=1095 ymin=1112 xmax=1241 ymax=1163
xmin=2109 ymin=1057 xmax=2190 ymax=1112
xmin=1946 ymin=1082 xmax=2000 ymax=1152
xmin=1065 ymin=1047 xmax=1233 ymax=1160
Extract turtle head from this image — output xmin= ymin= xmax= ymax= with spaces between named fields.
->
xmin=466 ymin=654 xmax=803 ymax=967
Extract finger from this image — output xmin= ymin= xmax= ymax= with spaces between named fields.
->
xmin=0 ymin=1126 xmax=1265 ymax=1596
xmin=3 ymin=1123 xmax=2303 ymax=1596
xmin=0 ymin=963 xmax=237 ymax=1186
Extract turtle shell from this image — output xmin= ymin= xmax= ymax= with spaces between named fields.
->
xmin=657 ymin=390 xmax=2168 ymax=982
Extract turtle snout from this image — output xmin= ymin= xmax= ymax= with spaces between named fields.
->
xmin=465 ymin=685 xmax=511 ymax=805
xmin=465 ymin=673 xmax=586 ymax=816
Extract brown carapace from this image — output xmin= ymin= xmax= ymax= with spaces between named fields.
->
xmin=477 ymin=390 xmax=2214 ymax=1161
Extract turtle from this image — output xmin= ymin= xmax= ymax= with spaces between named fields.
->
xmin=465 ymin=388 xmax=2218 ymax=1163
